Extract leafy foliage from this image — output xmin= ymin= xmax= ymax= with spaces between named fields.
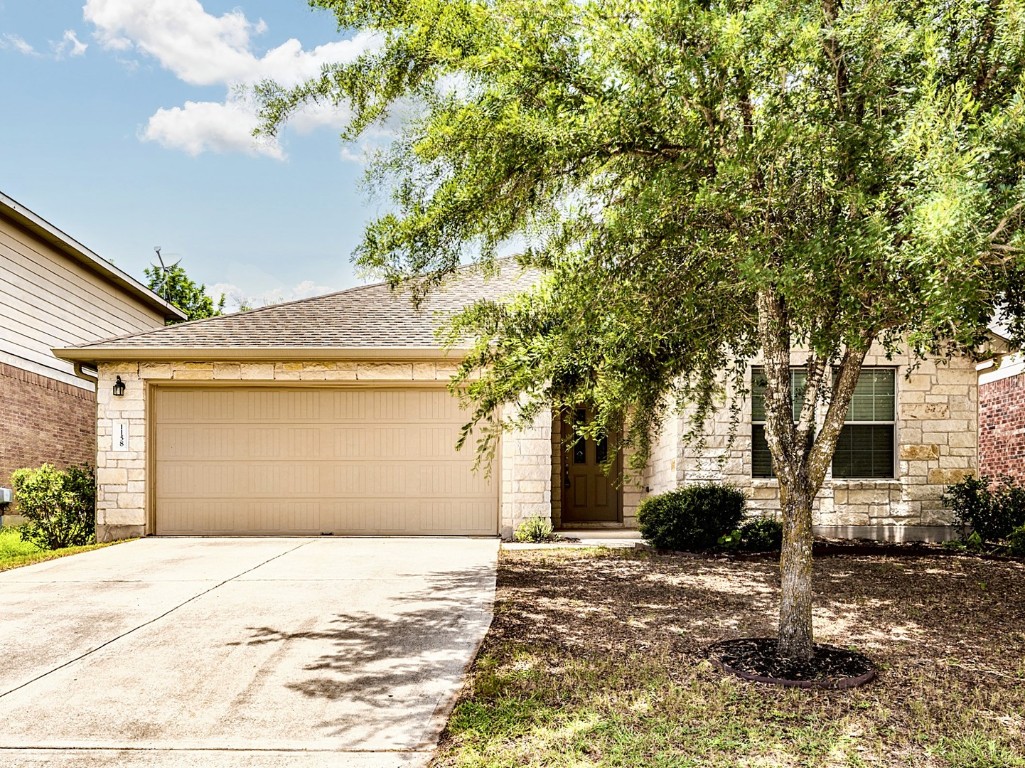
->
xmin=943 ymin=474 xmax=1025 ymax=545
xmin=738 ymin=517 xmax=785 ymax=552
xmin=638 ymin=484 xmax=746 ymax=551
xmin=145 ymin=264 xmax=225 ymax=323
xmin=11 ymin=464 xmax=96 ymax=550
xmin=513 ymin=516 xmax=558 ymax=543
xmin=258 ymin=0 xmax=1025 ymax=468
xmin=259 ymin=0 xmax=1025 ymax=658
xmin=1008 ymin=524 xmax=1025 ymax=557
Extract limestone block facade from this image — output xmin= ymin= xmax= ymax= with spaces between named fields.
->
xmin=94 ymin=359 xmax=547 ymax=541
xmin=93 ymin=347 xmax=977 ymax=542
xmin=501 ymin=405 xmax=553 ymax=540
xmin=677 ymin=347 xmax=978 ymax=535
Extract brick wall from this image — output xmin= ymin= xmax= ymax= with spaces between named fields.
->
xmin=0 ymin=362 xmax=96 ymax=489
xmin=979 ymin=372 xmax=1025 ymax=482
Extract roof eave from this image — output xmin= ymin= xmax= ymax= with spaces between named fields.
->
xmin=1 ymin=192 xmax=187 ymax=322
xmin=53 ymin=346 xmax=471 ymax=364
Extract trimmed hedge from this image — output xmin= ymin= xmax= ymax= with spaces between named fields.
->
xmin=737 ymin=517 xmax=784 ymax=551
xmin=942 ymin=474 xmax=1025 ymax=545
xmin=638 ymin=484 xmax=746 ymax=551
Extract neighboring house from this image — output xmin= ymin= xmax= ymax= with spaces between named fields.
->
xmin=978 ymin=345 xmax=1025 ymax=483
xmin=56 ymin=265 xmax=980 ymax=542
xmin=0 ymin=191 xmax=185 ymax=511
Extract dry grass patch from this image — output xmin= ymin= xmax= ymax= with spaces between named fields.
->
xmin=433 ymin=548 xmax=1025 ymax=767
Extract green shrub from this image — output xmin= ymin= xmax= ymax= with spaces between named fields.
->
xmin=738 ymin=517 xmax=784 ymax=551
xmin=10 ymin=464 xmax=95 ymax=550
xmin=942 ymin=474 xmax=1025 ymax=544
xmin=638 ymin=484 xmax=746 ymax=551
xmin=514 ymin=516 xmax=557 ymax=543
xmin=1008 ymin=525 xmax=1025 ymax=557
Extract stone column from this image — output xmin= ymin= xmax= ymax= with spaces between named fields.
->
xmin=499 ymin=406 xmax=553 ymax=539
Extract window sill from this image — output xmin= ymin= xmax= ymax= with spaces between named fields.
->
xmin=830 ymin=478 xmax=901 ymax=490
xmin=750 ymin=478 xmax=900 ymax=489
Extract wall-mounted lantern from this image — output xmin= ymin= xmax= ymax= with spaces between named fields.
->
xmin=113 ymin=376 xmax=126 ymax=397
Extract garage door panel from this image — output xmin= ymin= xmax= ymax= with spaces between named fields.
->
xmin=154 ymin=387 xmax=498 ymax=536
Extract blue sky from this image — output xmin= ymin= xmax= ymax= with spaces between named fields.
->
xmin=0 ymin=0 xmax=384 ymax=308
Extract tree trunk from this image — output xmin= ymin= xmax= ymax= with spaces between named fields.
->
xmin=777 ymin=482 xmax=816 ymax=660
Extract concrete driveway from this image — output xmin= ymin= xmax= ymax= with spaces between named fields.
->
xmin=0 ymin=537 xmax=498 ymax=767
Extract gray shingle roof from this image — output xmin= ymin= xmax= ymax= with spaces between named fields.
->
xmin=67 ymin=263 xmax=539 ymax=353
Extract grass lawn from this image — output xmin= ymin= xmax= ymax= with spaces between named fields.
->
xmin=0 ymin=527 xmax=119 ymax=572
xmin=433 ymin=548 xmax=1025 ymax=767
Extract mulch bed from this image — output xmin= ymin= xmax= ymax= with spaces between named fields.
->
xmin=637 ymin=536 xmax=1021 ymax=562
xmin=707 ymin=637 xmax=877 ymax=688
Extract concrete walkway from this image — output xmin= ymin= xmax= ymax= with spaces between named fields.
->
xmin=0 ymin=537 xmax=499 ymax=767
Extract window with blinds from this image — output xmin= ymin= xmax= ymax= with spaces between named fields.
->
xmin=751 ymin=367 xmax=895 ymax=479
xmin=831 ymin=368 xmax=895 ymax=478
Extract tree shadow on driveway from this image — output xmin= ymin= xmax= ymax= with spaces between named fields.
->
xmin=229 ymin=564 xmax=496 ymax=747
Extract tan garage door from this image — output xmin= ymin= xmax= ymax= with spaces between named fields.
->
xmin=153 ymin=387 xmax=497 ymax=536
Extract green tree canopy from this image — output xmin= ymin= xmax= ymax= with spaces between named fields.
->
xmin=144 ymin=263 xmax=226 ymax=323
xmin=259 ymin=0 xmax=1025 ymax=660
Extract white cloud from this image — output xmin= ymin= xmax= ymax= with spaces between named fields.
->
xmin=209 ymin=280 xmax=334 ymax=311
xmin=143 ymin=97 xmax=283 ymax=158
xmin=85 ymin=0 xmax=260 ymax=85
xmin=1 ymin=33 xmax=38 ymax=56
xmin=83 ymin=0 xmax=380 ymax=160
xmin=54 ymin=30 xmax=88 ymax=58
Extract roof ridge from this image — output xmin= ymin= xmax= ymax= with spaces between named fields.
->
xmin=76 ymin=278 xmax=396 ymax=348
xmin=76 ymin=259 xmax=520 ymax=349
xmin=59 ymin=259 xmax=541 ymax=355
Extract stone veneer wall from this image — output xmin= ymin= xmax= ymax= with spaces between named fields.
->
xmin=500 ymin=405 xmax=552 ymax=539
xmin=681 ymin=348 xmax=978 ymax=529
xmin=95 ymin=360 xmax=548 ymax=541
xmin=644 ymin=407 xmax=683 ymax=497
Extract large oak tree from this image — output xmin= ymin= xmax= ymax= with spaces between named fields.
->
xmin=259 ymin=0 xmax=1025 ymax=661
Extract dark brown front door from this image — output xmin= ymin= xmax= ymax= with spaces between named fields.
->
xmin=561 ymin=407 xmax=622 ymax=523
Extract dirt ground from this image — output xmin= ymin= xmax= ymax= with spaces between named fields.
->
xmin=435 ymin=548 xmax=1025 ymax=767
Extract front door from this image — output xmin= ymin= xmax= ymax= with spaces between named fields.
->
xmin=561 ymin=407 xmax=622 ymax=523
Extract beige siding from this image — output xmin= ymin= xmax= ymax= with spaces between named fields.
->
xmin=0 ymin=217 xmax=165 ymax=383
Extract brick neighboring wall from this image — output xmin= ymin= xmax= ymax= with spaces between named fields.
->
xmin=979 ymin=373 xmax=1025 ymax=482
xmin=0 ymin=363 xmax=96 ymax=489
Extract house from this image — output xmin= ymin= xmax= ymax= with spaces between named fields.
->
xmin=0 ymin=191 xmax=185 ymax=514
xmin=978 ymin=343 xmax=1025 ymax=483
xmin=55 ymin=264 xmax=978 ymax=542
xmin=637 ymin=350 xmax=978 ymax=543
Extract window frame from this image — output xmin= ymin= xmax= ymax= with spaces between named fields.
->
xmin=830 ymin=367 xmax=898 ymax=480
xmin=750 ymin=366 xmax=898 ymax=480
xmin=750 ymin=366 xmax=805 ymax=479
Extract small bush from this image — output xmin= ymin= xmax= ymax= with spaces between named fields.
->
xmin=738 ymin=517 xmax=784 ymax=551
xmin=1008 ymin=525 xmax=1025 ymax=557
xmin=942 ymin=474 xmax=1025 ymax=544
xmin=11 ymin=464 xmax=95 ymax=550
xmin=514 ymin=516 xmax=557 ymax=543
xmin=638 ymin=484 xmax=746 ymax=551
